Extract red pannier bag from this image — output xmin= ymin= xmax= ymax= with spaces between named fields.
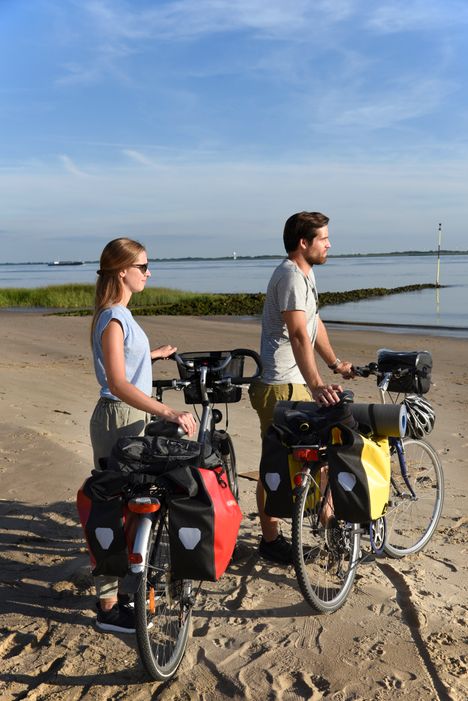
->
xmin=169 ymin=466 xmax=242 ymax=581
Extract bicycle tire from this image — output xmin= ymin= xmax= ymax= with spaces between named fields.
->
xmin=292 ymin=475 xmax=361 ymax=613
xmin=217 ymin=430 xmax=239 ymax=501
xmin=135 ymin=509 xmax=192 ymax=681
xmin=384 ymin=437 xmax=444 ymax=558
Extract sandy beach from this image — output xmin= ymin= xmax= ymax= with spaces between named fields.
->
xmin=0 ymin=312 xmax=466 ymax=701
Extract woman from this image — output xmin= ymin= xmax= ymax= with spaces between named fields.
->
xmin=90 ymin=237 xmax=196 ymax=633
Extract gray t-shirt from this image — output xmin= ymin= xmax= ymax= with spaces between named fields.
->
xmin=92 ymin=305 xmax=152 ymax=400
xmin=260 ymin=259 xmax=319 ymax=384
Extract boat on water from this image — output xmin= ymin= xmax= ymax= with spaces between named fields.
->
xmin=48 ymin=260 xmax=83 ymax=266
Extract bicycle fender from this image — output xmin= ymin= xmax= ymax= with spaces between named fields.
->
xmin=130 ymin=514 xmax=156 ymax=574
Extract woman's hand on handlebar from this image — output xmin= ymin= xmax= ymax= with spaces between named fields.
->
xmin=151 ymin=344 xmax=178 ymax=361
xmin=311 ymin=383 xmax=343 ymax=406
xmin=172 ymin=410 xmax=197 ymax=437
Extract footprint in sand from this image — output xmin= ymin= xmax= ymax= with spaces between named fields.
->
xmin=379 ymin=669 xmax=417 ymax=690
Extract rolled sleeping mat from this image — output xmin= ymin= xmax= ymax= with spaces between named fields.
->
xmin=349 ymin=403 xmax=407 ymax=437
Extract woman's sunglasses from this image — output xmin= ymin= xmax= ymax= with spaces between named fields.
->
xmin=131 ymin=263 xmax=149 ymax=273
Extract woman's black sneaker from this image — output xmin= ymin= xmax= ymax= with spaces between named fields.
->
xmin=258 ymin=533 xmax=292 ymax=565
xmin=96 ymin=602 xmax=136 ymax=634
xmin=117 ymin=592 xmax=134 ymax=608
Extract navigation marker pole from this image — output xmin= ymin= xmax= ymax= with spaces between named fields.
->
xmin=435 ymin=222 xmax=442 ymax=288
xmin=435 ymin=222 xmax=442 ymax=312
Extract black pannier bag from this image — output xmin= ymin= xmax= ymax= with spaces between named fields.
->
xmin=259 ymin=401 xmax=358 ymax=518
xmin=77 ymin=482 xmax=129 ymax=577
xmin=259 ymin=426 xmax=298 ymax=518
xmin=176 ymin=350 xmax=244 ymax=404
xmin=107 ymin=435 xmax=202 ymax=476
xmin=377 ymin=349 xmax=432 ymax=395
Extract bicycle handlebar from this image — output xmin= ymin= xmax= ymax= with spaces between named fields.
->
xmin=229 ymin=348 xmax=263 ymax=384
xmin=152 ymin=348 xmax=263 ymax=404
xmin=353 ymin=361 xmax=411 ymax=392
xmin=167 ymin=348 xmax=263 ymax=385
xmin=352 ymin=362 xmax=379 ymax=378
xmin=353 ymin=362 xmax=411 ymax=377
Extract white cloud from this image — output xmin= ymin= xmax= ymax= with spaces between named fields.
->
xmin=333 ymin=77 xmax=455 ymax=129
xmin=367 ymin=1 xmax=468 ymax=34
xmin=81 ymin=0 xmax=353 ymax=40
xmin=59 ymin=155 xmax=91 ymax=177
xmin=122 ymin=149 xmax=159 ymax=167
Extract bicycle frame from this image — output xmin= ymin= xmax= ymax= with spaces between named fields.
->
xmin=376 ymin=371 xmax=418 ymax=500
xmin=390 ymin=437 xmax=417 ymax=499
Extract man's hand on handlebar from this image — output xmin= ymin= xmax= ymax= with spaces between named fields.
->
xmin=311 ymin=383 xmax=343 ymax=406
xmin=333 ymin=360 xmax=355 ymax=380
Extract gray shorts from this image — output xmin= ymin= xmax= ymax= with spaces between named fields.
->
xmin=89 ymin=397 xmax=148 ymax=470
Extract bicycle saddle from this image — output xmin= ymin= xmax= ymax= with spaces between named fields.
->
xmin=145 ymin=418 xmax=185 ymax=438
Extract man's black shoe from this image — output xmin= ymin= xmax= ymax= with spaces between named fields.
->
xmin=259 ymin=533 xmax=293 ymax=565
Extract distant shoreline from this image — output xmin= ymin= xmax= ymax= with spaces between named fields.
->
xmin=0 ymin=250 xmax=467 ymax=265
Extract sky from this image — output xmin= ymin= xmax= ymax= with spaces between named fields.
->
xmin=1 ymin=0 xmax=468 ymax=262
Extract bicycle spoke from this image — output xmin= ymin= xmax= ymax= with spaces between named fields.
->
xmin=292 ymin=476 xmax=360 ymax=613
xmin=135 ymin=511 xmax=192 ymax=680
xmin=384 ymin=438 xmax=444 ymax=557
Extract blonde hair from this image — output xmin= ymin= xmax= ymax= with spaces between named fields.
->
xmin=91 ymin=237 xmax=146 ymax=346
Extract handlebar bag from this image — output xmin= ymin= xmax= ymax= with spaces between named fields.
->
xmin=377 ymin=349 xmax=432 ymax=394
xmin=259 ymin=425 xmax=319 ymax=518
xmin=177 ymin=350 xmax=244 ymax=404
xmin=169 ymin=465 xmax=242 ymax=581
xmin=327 ymin=424 xmax=391 ymax=523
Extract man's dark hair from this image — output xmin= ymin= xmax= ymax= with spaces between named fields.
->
xmin=283 ymin=211 xmax=329 ymax=253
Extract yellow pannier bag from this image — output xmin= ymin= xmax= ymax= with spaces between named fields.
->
xmin=328 ymin=425 xmax=391 ymax=523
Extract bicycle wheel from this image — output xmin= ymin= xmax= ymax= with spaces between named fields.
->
xmin=135 ymin=508 xmax=192 ymax=681
xmin=292 ymin=474 xmax=361 ymax=613
xmin=384 ymin=438 xmax=444 ymax=558
xmin=217 ymin=430 xmax=239 ymax=500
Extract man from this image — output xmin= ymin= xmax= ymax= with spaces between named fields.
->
xmin=249 ymin=211 xmax=354 ymax=564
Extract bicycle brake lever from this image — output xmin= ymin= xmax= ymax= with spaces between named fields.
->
xmin=379 ymin=372 xmax=392 ymax=392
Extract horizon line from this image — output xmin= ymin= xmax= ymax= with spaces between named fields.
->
xmin=0 ymin=248 xmax=467 ymax=265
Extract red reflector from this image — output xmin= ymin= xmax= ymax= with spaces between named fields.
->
xmin=129 ymin=553 xmax=143 ymax=564
xmin=293 ymin=473 xmax=303 ymax=487
xmin=293 ymin=448 xmax=319 ymax=462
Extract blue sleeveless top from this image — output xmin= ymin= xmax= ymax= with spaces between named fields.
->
xmin=92 ymin=305 xmax=152 ymax=400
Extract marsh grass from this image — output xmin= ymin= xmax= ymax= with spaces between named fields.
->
xmin=0 ymin=284 xmax=198 ymax=309
xmin=0 ymin=282 xmax=438 ymax=316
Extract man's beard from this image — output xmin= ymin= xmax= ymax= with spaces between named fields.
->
xmin=306 ymin=251 xmax=328 ymax=266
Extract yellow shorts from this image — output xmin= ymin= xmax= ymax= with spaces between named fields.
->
xmin=248 ymin=381 xmax=311 ymax=438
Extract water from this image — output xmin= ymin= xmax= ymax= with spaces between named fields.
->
xmin=0 ymin=255 xmax=466 ymax=337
